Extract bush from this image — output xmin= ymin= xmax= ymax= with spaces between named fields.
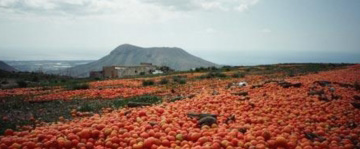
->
xmin=159 ymin=78 xmax=169 ymax=85
xmin=355 ymin=81 xmax=360 ymax=91
xmin=232 ymin=72 xmax=245 ymax=78
xmin=143 ymin=80 xmax=155 ymax=86
xmin=178 ymin=78 xmax=187 ymax=84
xmin=287 ymin=70 xmax=295 ymax=77
xmin=1 ymin=80 xmax=9 ymax=84
xmin=173 ymin=75 xmax=185 ymax=82
xmin=66 ymin=83 xmax=90 ymax=90
xmin=199 ymin=71 xmax=227 ymax=79
xmin=32 ymin=76 xmax=39 ymax=82
xmin=17 ymin=80 xmax=28 ymax=88
xmin=173 ymin=76 xmax=187 ymax=84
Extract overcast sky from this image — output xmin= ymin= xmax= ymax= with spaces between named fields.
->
xmin=0 ymin=0 xmax=359 ymax=65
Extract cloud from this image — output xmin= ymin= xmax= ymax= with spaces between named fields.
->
xmin=260 ymin=28 xmax=272 ymax=33
xmin=142 ymin=0 xmax=259 ymax=12
xmin=0 ymin=0 xmax=189 ymax=23
xmin=205 ymin=27 xmax=217 ymax=34
xmin=0 ymin=0 xmax=260 ymax=17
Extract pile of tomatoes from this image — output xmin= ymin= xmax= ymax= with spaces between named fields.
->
xmin=1 ymin=65 xmax=360 ymax=149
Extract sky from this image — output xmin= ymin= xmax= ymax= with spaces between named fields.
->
xmin=0 ymin=0 xmax=359 ymax=65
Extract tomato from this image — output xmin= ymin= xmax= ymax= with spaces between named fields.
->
xmin=144 ymin=137 xmax=156 ymax=148
xmin=189 ymin=133 xmax=201 ymax=141
xmin=4 ymin=129 xmax=14 ymax=136
xmin=274 ymin=136 xmax=288 ymax=148
xmin=79 ymin=129 xmax=91 ymax=139
xmin=138 ymin=110 xmax=147 ymax=117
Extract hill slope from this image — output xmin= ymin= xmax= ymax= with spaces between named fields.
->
xmin=0 ymin=61 xmax=18 ymax=72
xmin=64 ymin=44 xmax=219 ymax=77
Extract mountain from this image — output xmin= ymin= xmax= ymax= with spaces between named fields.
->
xmin=63 ymin=44 xmax=219 ymax=77
xmin=0 ymin=61 xmax=18 ymax=72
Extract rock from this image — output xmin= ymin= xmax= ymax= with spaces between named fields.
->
xmin=354 ymin=95 xmax=360 ymax=101
xmin=333 ymin=82 xmax=354 ymax=88
xmin=238 ymin=96 xmax=250 ymax=101
xmin=232 ymin=91 xmax=248 ymax=96
xmin=278 ymin=81 xmax=302 ymax=88
xmin=148 ymin=122 xmax=157 ymax=126
xmin=251 ymin=84 xmax=263 ymax=89
xmin=351 ymin=102 xmax=360 ymax=109
xmin=238 ymin=82 xmax=248 ymax=87
xmin=347 ymin=122 xmax=357 ymax=129
xmin=225 ymin=115 xmax=235 ymax=124
xmin=212 ymin=90 xmax=219 ymax=95
xmin=169 ymin=96 xmax=184 ymax=102
xmin=308 ymin=89 xmax=325 ymax=96
xmin=318 ymin=94 xmax=330 ymax=102
xmin=304 ymin=132 xmax=326 ymax=142
xmin=238 ymin=127 xmax=248 ymax=134
xmin=314 ymin=81 xmax=331 ymax=87
xmin=124 ymin=110 xmax=132 ymax=116
xmin=198 ymin=116 xmax=217 ymax=127
xmin=330 ymin=87 xmax=335 ymax=92
xmin=187 ymin=113 xmax=217 ymax=120
xmin=187 ymin=113 xmax=218 ymax=127
xmin=331 ymin=94 xmax=341 ymax=100
xmin=188 ymin=94 xmax=196 ymax=99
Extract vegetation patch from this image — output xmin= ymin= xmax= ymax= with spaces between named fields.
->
xmin=199 ymin=71 xmax=228 ymax=79
xmin=173 ymin=75 xmax=187 ymax=84
xmin=142 ymin=80 xmax=155 ymax=86
xmin=159 ymin=78 xmax=169 ymax=85
xmin=0 ymin=95 xmax=162 ymax=135
xmin=66 ymin=83 xmax=90 ymax=90
xmin=232 ymin=72 xmax=245 ymax=78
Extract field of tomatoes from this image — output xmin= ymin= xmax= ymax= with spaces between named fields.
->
xmin=89 ymin=80 xmax=143 ymax=88
xmin=1 ymin=65 xmax=360 ymax=149
xmin=28 ymin=87 xmax=159 ymax=102
xmin=0 ymin=87 xmax=62 ymax=98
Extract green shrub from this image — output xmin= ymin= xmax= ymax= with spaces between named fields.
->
xmin=142 ymin=80 xmax=155 ymax=86
xmin=159 ymin=78 xmax=169 ymax=85
xmin=178 ymin=78 xmax=187 ymax=84
xmin=199 ymin=71 xmax=227 ymax=79
xmin=17 ymin=80 xmax=28 ymax=88
xmin=173 ymin=75 xmax=184 ymax=82
xmin=32 ymin=76 xmax=39 ymax=82
xmin=287 ymin=70 xmax=295 ymax=77
xmin=66 ymin=83 xmax=90 ymax=90
xmin=1 ymin=80 xmax=9 ymax=84
xmin=173 ymin=76 xmax=187 ymax=84
xmin=232 ymin=72 xmax=245 ymax=78
xmin=355 ymin=81 xmax=360 ymax=91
